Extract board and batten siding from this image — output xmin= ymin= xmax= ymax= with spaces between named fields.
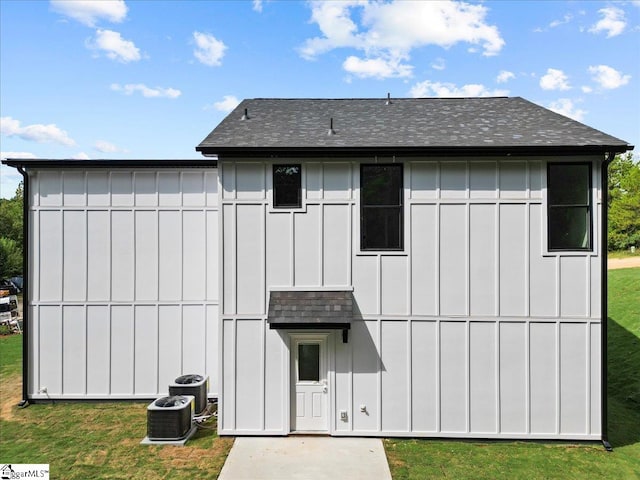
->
xmin=28 ymin=169 xmax=219 ymax=399
xmin=219 ymin=157 xmax=602 ymax=439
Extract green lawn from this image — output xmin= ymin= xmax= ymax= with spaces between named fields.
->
xmin=385 ymin=267 xmax=640 ymax=479
xmin=0 ymin=335 xmax=232 ymax=479
xmin=1 ymin=269 xmax=638 ymax=479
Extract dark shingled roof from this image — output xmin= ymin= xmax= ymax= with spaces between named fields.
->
xmin=267 ymin=291 xmax=353 ymax=328
xmin=196 ymin=97 xmax=631 ymax=157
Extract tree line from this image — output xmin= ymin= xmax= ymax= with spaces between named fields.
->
xmin=0 ymin=155 xmax=638 ymax=278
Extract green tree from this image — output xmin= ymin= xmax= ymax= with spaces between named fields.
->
xmin=0 ymin=181 xmax=24 ymax=277
xmin=0 ymin=237 xmax=22 ymax=277
xmin=608 ymin=153 xmax=640 ymax=251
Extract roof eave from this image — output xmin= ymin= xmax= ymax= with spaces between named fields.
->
xmin=196 ymin=144 xmax=633 ymax=159
xmin=1 ymin=158 xmax=218 ymax=169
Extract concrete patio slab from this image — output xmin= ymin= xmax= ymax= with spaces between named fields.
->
xmin=217 ymin=436 xmax=392 ymax=480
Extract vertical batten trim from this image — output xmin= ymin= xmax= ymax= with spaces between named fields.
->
xmin=180 ymin=204 xmax=184 ymax=302
xmin=320 ymin=203 xmax=325 ymax=286
xmin=60 ymin=197 xmax=65 ymax=302
xmin=260 ymin=318 xmax=266 ymax=431
xmin=466 ymin=319 xmax=470 ymax=433
xmin=465 ymin=201 xmax=470 ymax=316
xmin=262 ymin=202 xmax=267 ymax=314
xmin=233 ymin=203 xmax=238 ymax=314
xmin=108 ymin=305 xmax=113 ymax=395
xmin=232 ymin=318 xmax=237 ymax=430
xmin=586 ymin=256 xmax=591 ymax=318
xmin=525 ymin=320 xmax=531 ymax=434
xmin=60 ymin=306 xmax=64 ymax=394
xmin=556 ymin=256 xmax=561 ymax=317
xmin=109 ymin=208 xmax=113 ymax=303
xmin=495 ymin=321 xmax=501 ymax=433
xmin=84 ymin=304 xmax=88 ymax=395
xmin=586 ymin=322 xmax=591 ymax=434
xmin=290 ymin=212 xmax=295 ymax=286
xmin=319 ymin=161 xmax=325 ymax=200
xmin=377 ymin=255 xmax=382 ymax=315
xmin=435 ymin=202 xmax=441 ymax=316
xmin=555 ymin=321 xmax=561 ymax=434
xmin=377 ymin=319 xmax=382 ymax=432
xmin=349 ymin=331 xmax=354 ymax=432
xmin=495 ymin=203 xmax=501 ymax=316
xmin=156 ymin=304 xmax=161 ymax=396
xmin=347 ymin=198 xmax=353 ymax=287
xmin=525 ymin=202 xmax=531 ymax=317
xmin=133 ymin=201 xmax=137 ymax=303
xmin=435 ymin=319 xmax=441 ymax=432
xmin=132 ymin=305 xmax=136 ymax=394
xmin=407 ymin=319 xmax=413 ymax=431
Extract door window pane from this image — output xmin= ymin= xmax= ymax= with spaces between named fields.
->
xmin=298 ymin=344 xmax=320 ymax=382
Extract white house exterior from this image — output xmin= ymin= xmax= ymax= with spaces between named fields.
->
xmin=4 ymin=97 xmax=632 ymax=444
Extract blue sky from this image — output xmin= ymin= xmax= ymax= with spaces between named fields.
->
xmin=1 ymin=0 xmax=638 ymax=198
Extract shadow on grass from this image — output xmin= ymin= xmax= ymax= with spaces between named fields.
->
xmin=607 ymin=316 xmax=640 ymax=448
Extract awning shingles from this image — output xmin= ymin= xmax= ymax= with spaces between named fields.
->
xmin=267 ymin=291 xmax=353 ymax=329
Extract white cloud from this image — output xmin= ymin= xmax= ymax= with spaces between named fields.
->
xmin=300 ymin=1 xmax=504 ymax=78
xmin=212 ymin=95 xmax=241 ymax=113
xmin=50 ymin=0 xmax=127 ymax=27
xmin=0 ymin=151 xmax=37 ymax=160
xmin=581 ymin=85 xmax=593 ymax=93
xmin=88 ymin=29 xmax=141 ymax=62
xmin=549 ymin=13 xmax=573 ymax=28
xmin=72 ymin=152 xmax=91 ymax=160
xmin=431 ymin=58 xmax=446 ymax=71
xmin=547 ymin=98 xmax=586 ymax=121
xmin=589 ymin=7 xmax=626 ymax=37
xmin=588 ymin=65 xmax=631 ymax=89
xmin=193 ymin=31 xmax=227 ymax=67
xmin=94 ymin=140 xmax=125 ymax=153
xmin=343 ymin=55 xmax=413 ymax=79
xmin=409 ymin=80 xmax=508 ymax=98
xmin=496 ymin=70 xmax=515 ymax=83
xmin=1 ymin=116 xmax=76 ymax=146
xmin=253 ymin=0 xmax=263 ymax=12
xmin=110 ymin=83 xmax=181 ymax=99
xmin=539 ymin=68 xmax=571 ymax=91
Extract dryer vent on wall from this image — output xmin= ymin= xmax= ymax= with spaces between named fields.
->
xmin=147 ymin=395 xmax=195 ymax=441
xmin=169 ymin=374 xmax=209 ymax=414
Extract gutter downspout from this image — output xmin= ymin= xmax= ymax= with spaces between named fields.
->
xmin=601 ymin=152 xmax=615 ymax=451
xmin=16 ymin=166 xmax=30 ymax=408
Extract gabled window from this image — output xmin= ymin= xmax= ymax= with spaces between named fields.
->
xmin=361 ymin=164 xmax=403 ymax=250
xmin=547 ymin=163 xmax=592 ymax=251
xmin=273 ymin=165 xmax=301 ymax=208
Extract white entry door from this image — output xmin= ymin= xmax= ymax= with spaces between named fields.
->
xmin=290 ymin=335 xmax=328 ymax=432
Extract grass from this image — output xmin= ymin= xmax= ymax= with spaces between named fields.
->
xmin=385 ymin=267 xmax=640 ymax=479
xmin=0 ymin=335 xmax=233 ymax=479
xmin=1 ymin=269 xmax=638 ymax=479
xmin=608 ymin=249 xmax=640 ymax=259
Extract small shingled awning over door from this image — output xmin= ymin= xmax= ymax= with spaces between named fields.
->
xmin=267 ymin=291 xmax=353 ymax=342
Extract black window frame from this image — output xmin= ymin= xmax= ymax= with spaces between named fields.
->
xmin=273 ymin=164 xmax=302 ymax=209
xmin=547 ymin=162 xmax=593 ymax=252
xmin=360 ymin=163 xmax=404 ymax=251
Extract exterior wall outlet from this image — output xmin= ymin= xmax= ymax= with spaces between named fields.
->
xmin=360 ymin=404 xmax=367 ymax=413
xmin=340 ymin=410 xmax=348 ymax=421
